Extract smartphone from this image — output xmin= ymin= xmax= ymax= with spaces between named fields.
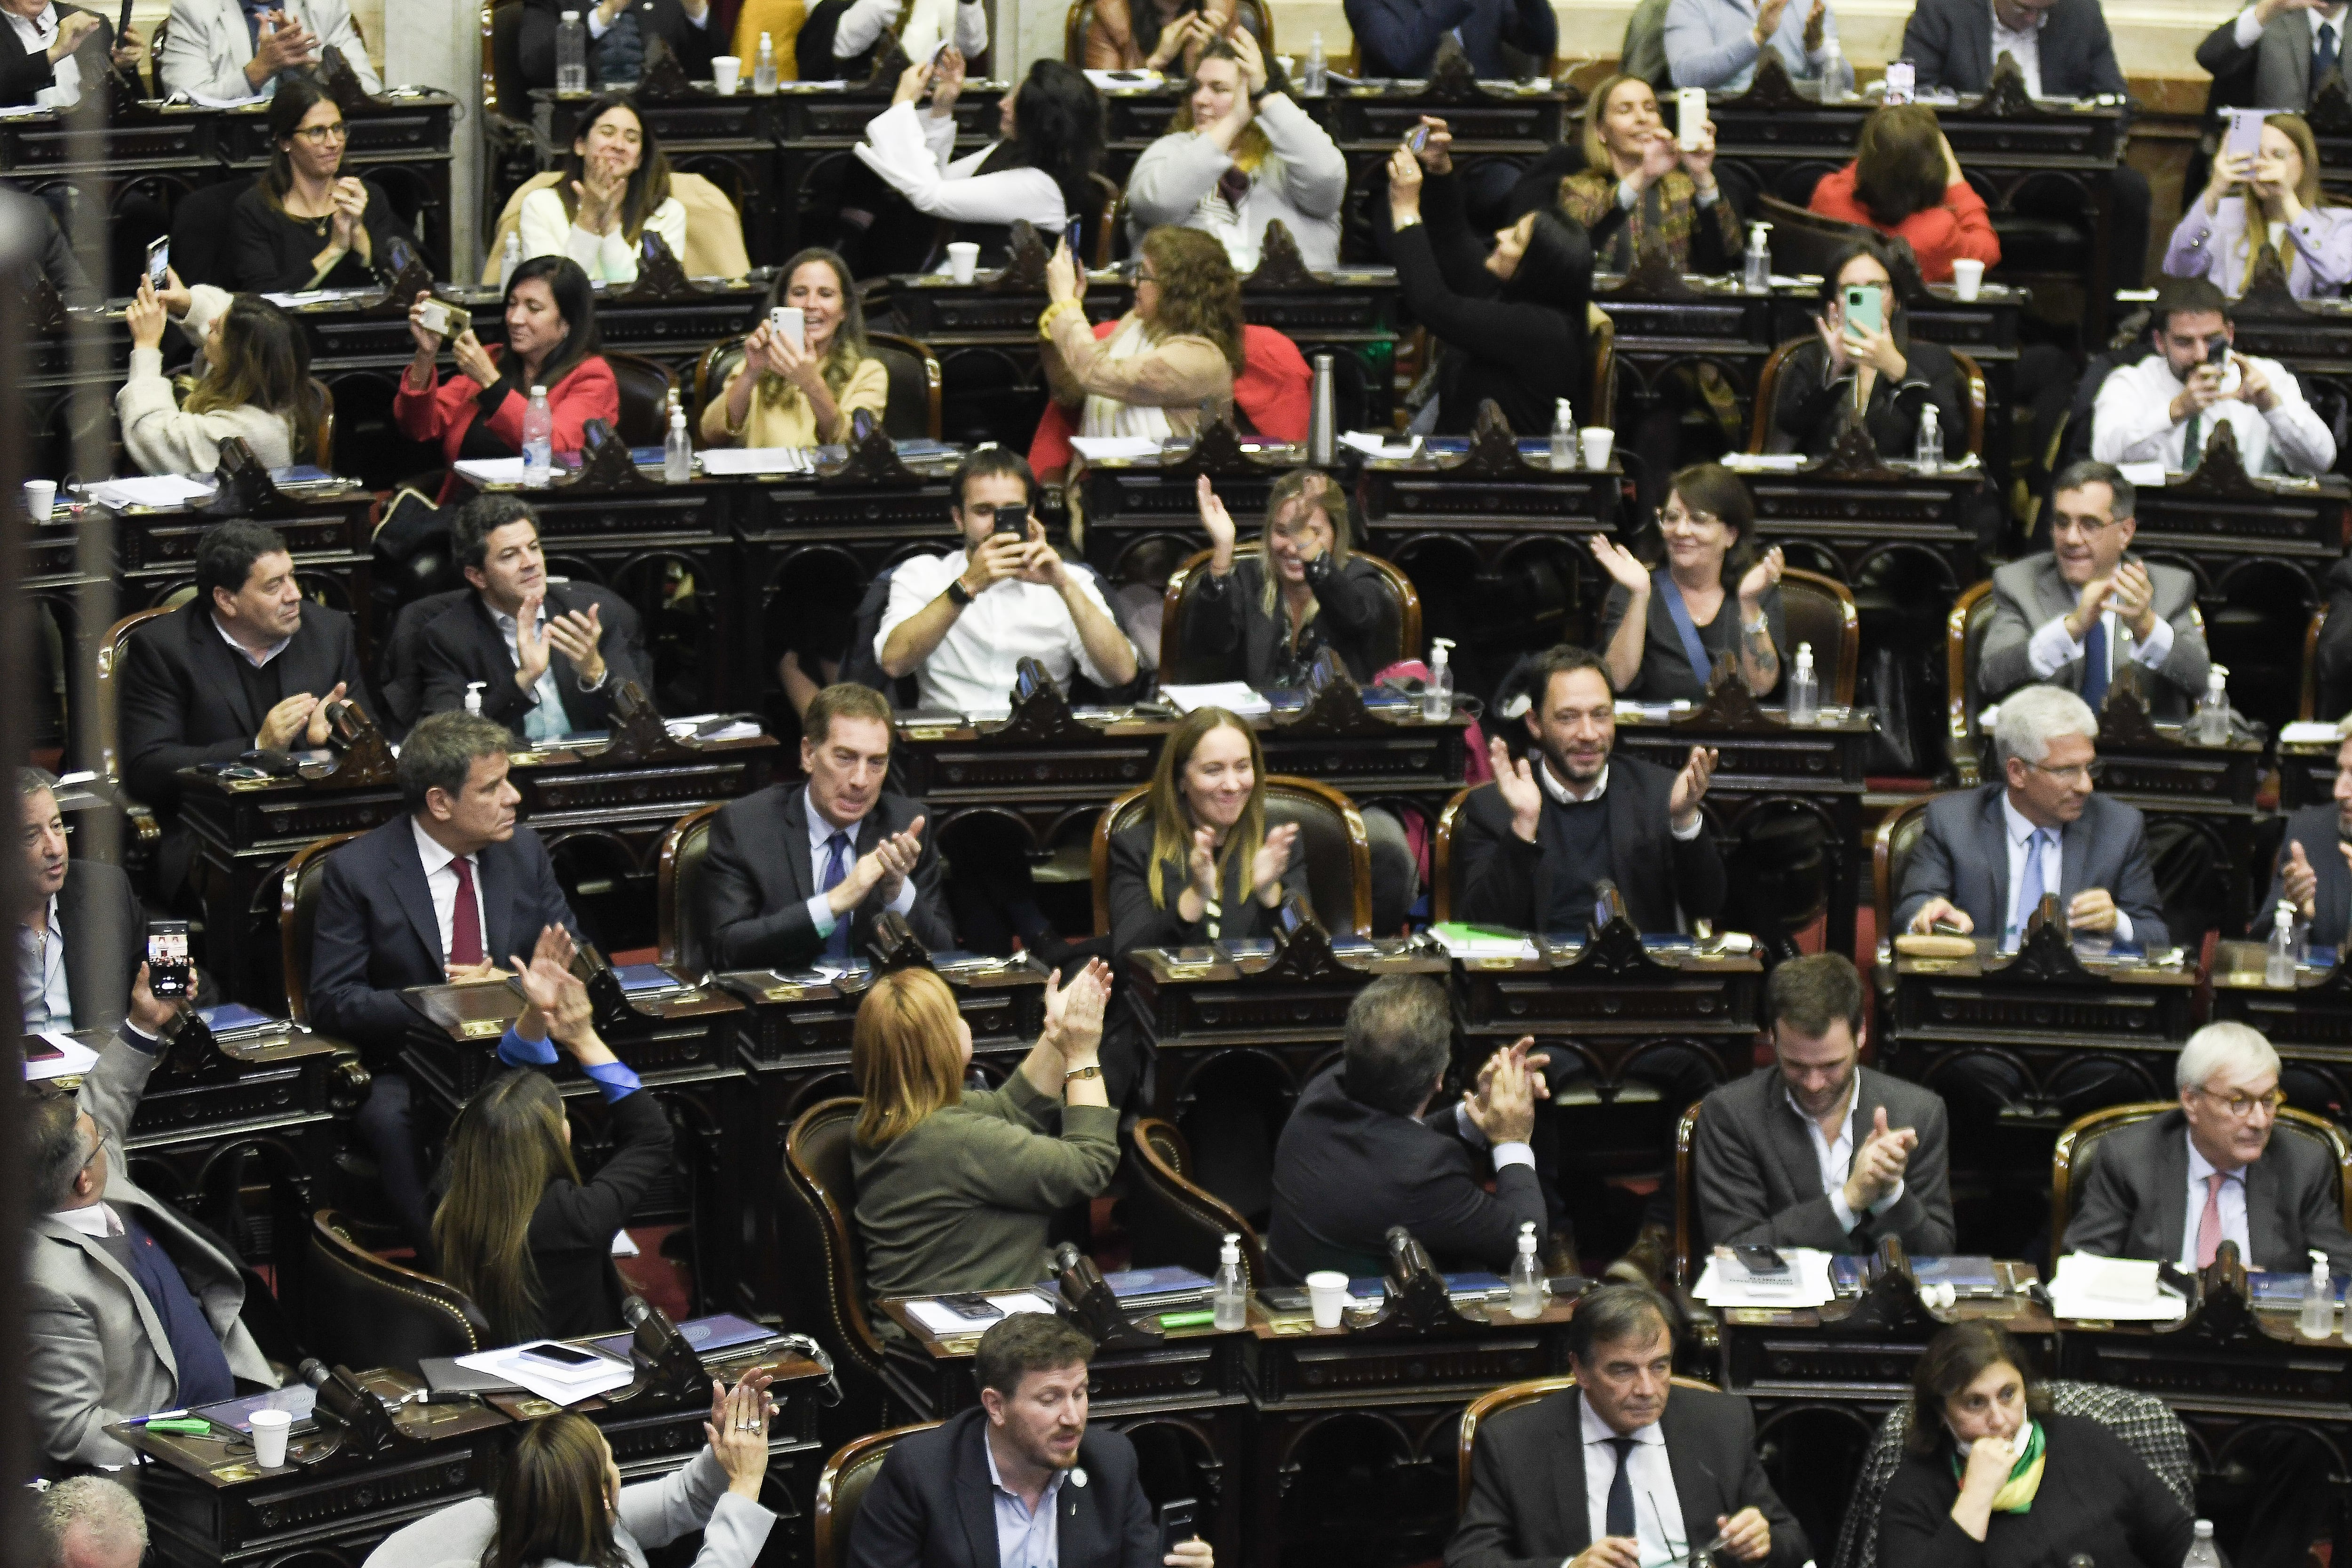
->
xmin=144 ymin=235 xmax=170 ymax=294
xmin=770 ymin=305 xmax=805 ymax=350
xmin=1160 ymin=1499 xmax=1200 ymax=1557
xmin=147 ymin=921 xmax=191 ymax=1000
xmin=1675 ymin=86 xmax=1706 ymax=151
xmin=1842 ymin=281 xmax=1884 ymax=336
xmin=416 ymin=298 xmax=470 ymax=339
xmin=1881 ymin=61 xmax=1914 ymax=105
xmin=517 ymin=1341 xmax=605 ymax=1370
xmin=118 ymin=0 xmax=132 ymax=38
xmin=2225 ymin=106 xmax=2265 ymax=162
xmin=931 ymin=38 xmax=955 ymax=66
xmin=937 ymin=1292 xmax=1003 ymax=1321
xmin=1064 ymin=218 xmax=1083 ymax=262
xmin=993 ymin=501 xmax=1030 ymax=538
xmin=1404 ymin=123 xmax=1430 ymax=154
xmin=1733 ymin=1245 xmax=1792 ymax=1278
xmin=2207 ymin=335 xmax=2231 ymax=367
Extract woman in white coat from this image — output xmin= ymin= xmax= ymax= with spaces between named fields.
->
xmin=116 ymin=272 xmax=320 ymax=475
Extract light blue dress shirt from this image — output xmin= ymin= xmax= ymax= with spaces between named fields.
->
xmin=1664 ymin=0 xmax=1838 ymax=90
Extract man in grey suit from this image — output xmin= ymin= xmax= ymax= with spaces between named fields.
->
xmin=1693 ymin=952 xmax=1955 ymax=1257
xmin=1979 ymin=461 xmax=2210 ymax=717
xmin=2063 ymin=1022 xmax=2352 ymax=1272
xmin=1898 ymin=684 xmax=2170 ymax=949
xmin=25 ymin=973 xmax=278 ymax=1468
xmin=2197 ymin=0 xmax=2347 ymax=113
xmin=2270 ymin=729 xmax=2352 ymax=947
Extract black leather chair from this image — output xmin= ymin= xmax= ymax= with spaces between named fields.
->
xmin=780 ymin=1098 xmax=891 ymax=1428
xmin=658 ymin=803 xmax=721 ymax=976
xmin=604 ymin=350 xmax=679 ymax=447
xmin=835 ymin=565 xmax=917 ymax=708
xmin=1088 ymin=775 xmax=1374 ymax=937
xmin=1125 ymin=1118 xmax=1270 ymax=1287
xmin=692 ymin=331 xmax=944 ymax=442
xmin=1154 ymin=544 xmax=1421 ymax=686
xmin=280 ymin=832 xmax=361 ymax=1024
xmin=168 ymin=174 xmax=256 ymax=290
xmin=375 ymin=586 xmax=470 ymax=739
xmin=301 ymin=1209 xmax=490 ymax=1375
xmin=815 ymin=1424 xmax=938 ymax=1568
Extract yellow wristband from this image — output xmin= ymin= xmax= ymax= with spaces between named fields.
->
xmin=1038 ymin=299 xmax=1085 ymax=340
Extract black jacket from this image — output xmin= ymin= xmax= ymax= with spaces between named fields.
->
xmin=2268 ymin=802 xmax=2352 ymax=949
xmin=1267 ymin=1062 xmax=1549 ymax=1281
xmin=1770 ymin=335 xmax=1967 ymax=464
xmin=1446 ymin=1386 xmax=1810 ymax=1568
xmin=1182 ymin=554 xmax=1396 ymax=687
xmin=1899 ymin=0 xmax=2127 ymax=98
xmin=1106 ymin=819 xmax=1294 ymax=957
xmin=1879 ymin=1413 xmax=2193 ymax=1568
xmin=417 ymin=584 xmax=654 ymax=742
xmin=306 ymin=813 xmax=579 ymax=1064
xmin=522 ymin=1084 xmax=673 ymax=1341
xmin=225 ymin=178 xmax=407 ymax=294
xmin=0 ymin=3 xmax=126 ymax=109
xmin=703 ymin=783 xmax=953 ymax=971
xmin=1450 ymin=755 xmax=1725 ymax=935
xmin=43 ymin=859 xmax=145 ymax=1034
xmin=848 ymin=1408 xmax=1163 ymax=1568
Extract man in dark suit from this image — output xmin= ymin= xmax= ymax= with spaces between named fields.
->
xmin=307 ymin=709 xmax=579 ymax=1245
xmin=1448 ymin=1284 xmax=1807 ymax=1568
xmin=417 ymin=495 xmax=653 ymax=742
xmin=18 ymin=767 xmax=147 ymax=1035
xmin=1978 ymin=462 xmax=2210 ymax=716
xmin=1268 ymin=975 xmax=1562 ymax=1280
xmin=2197 ymin=0 xmax=2345 ymax=114
xmin=515 ymin=0 xmax=717 ymax=89
xmin=704 ymin=681 xmax=950 ymax=970
xmin=0 ymin=0 xmax=143 ymax=109
xmin=1897 ymin=683 xmax=2169 ymax=949
xmin=1453 ymin=643 xmax=1724 ymax=936
xmin=1693 ymin=953 xmax=1955 ymax=1256
xmin=849 ymin=1312 xmax=1214 ymax=1568
xmin=2270 ymin=729 xmax=2352 ymax=947
xmin=117 ymin=520 xmax=366 ymax=894
xmin=2063 ymin=1022 xmax=2352 ymax=1272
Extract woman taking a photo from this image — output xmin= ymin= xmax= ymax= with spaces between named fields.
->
xmin=1808 ymin=103 xmax=2000 ymax=284
xmin=702 ymin=247 xmax=889 ymax=448
xmin=228 ymin=76 xmax=406 ymax=294
xmin=1108 ymin=707 xmax=1300 ymax=955
xmin=1591 ymin=462 xmax=1786 ymax=703
xmin=1084 ymin=0 xmax=1236 ymax=72
xmin=1772 ymin=237 xmax=1966 ymax=462
xmin=2166 ymin=111 xmax=2352 ymax=299
xmin=1042 ymin=224 xmax=1242 ymax=444
xmin=851 ymin=960 xmax=1120 ymax=1305
xmin=519 ymin=93 xmax=690 ymax=287
xmin=395 ymin=257 xmax=618 ymax=500
xmin=1878 ymin=1321 xmax=2195 ymax=1567
xmin=1385 ymin=119 xmax=1592 ymax=437
xmin=118 ymin=272 xmax=319 ymax=474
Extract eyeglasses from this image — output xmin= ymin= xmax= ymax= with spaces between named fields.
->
xmin=2023 ymin=758 xmax=2105 ymax=784
xmin=2193 ymin=1085 xmax=2287 ymax=1119
xmin=2049 ymin=513 xmax=2120 ymax=536
xmin=1134 ymin=268 xmax=1159 ymax=284
xmin=292 ymin=122 xmax=350 ymax=144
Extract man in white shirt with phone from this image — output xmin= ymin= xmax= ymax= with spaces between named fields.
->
xmin=2090 ymin=274 xmax=2336 ymax=477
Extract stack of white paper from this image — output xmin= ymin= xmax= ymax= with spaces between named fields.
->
xmin=82 ymin=474 xmax=215 ymax=509
xmin=453 ymin=458 xmax=531 ymax=485
xmin=701 ymin=447 xmax=815 ymax=476
xmin=1719 ymin=454 xmax=1809 ymax=473
xmin=1427 ymin=925 xmax=1539 ymax=961
xmin=2280 ymin=721 xmax=2345 ymax=746
xmin=2116 ymin=461 xmax=2168 ymax=489
xmin=1692 ymin=1248 xmax=1837 ymax=1307
xmin=1070 ymin=436 xmax=1165 ymax=462
xmin=1159 ymin=682 xmax=1271 ymax=716
xmin=2049 ymin=1254 xmax=2187 ymax=1321
xmin=453 ymin=1343 xmax=636 ymax=1405
xmin=905 ymin=1291 xmax=1058 ymax=1336
xmin=1340 ymin=432 xmax=1419 ymax=460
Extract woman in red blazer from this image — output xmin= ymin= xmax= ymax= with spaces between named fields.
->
xmin=1808 ymin=103 xmax=2001 ymax=284
xmin=396 ymin=255 xmax=619 ymax=499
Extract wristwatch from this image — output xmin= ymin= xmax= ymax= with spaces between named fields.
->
xmin=1064 ymin=1062 xmax=1102 ymax=1083
xmin=946 ymin=577 xmax=975 ymax=607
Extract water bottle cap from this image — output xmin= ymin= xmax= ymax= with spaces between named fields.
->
xmin=531 ymin=385 xmax=548 ymax=396
xmin=2193 ymin=1521 xmax=2215 ymax=1537
xmin=561 ymin=9 xmax=578 ymax=17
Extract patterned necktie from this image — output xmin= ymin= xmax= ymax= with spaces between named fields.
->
xmin=820 ymin=832 xmax=854 ymax=962
xmin=2082 ymin=614 xmax=2110 ymax=709
xmin=1604 ymin=1435 xmax=1638 ymax=1540
xmin=2011 ymin=828 xmax=2054 ymax=943
xmin=2181 ymin=410 xmax=2203 ymax=473
xmin=448 ymin=855 xmax=486 ymax=969
xmin=2196 ymin=1172 xmax=2226 ymax=1267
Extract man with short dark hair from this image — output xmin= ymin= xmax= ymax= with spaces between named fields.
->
xmin=1979 ymin=460 xmax=2211 ymax=714
xmin=417 ymin=495 xmax=652 ymax=742
xmin=116 ymin=518 xmax=366 ymax=890
xmin=1692 ymin=953 xmax=1955 ymax=1255
xmin=34 ymin=1475 xmax=148 ymax=1568
xmin=2092 ymin=275 xmax=2335 ymax=477
xmin=17 ymin=767 xmax=146 ymax=1034
xmin=307 ymin=708 xmax=580 ymax=1242
xmin=1449 ymin=1283 xmax=1805 ymax=1568
xmin=849 ymin=1312 xmax=1215 ymax=1568
xmin=703 ymin=681 xmax=950 ymax=970
xmin=1267 ymin=974 xmax=1561 ymax=1279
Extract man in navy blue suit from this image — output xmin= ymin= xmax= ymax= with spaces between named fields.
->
xmin=307 ymin=709 xmax=580 ymax=1245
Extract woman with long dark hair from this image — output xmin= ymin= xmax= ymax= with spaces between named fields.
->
xmin=702 ymin=247 xmax=887 ymax=448
xmin=118 ymin=271 xmax=321 ymax=474
xmin=518 ymin=94 xmax=687 ymax=286
xmin=1041 ymin=224 xmax=1242 ymax=445
xmin=1772 ymin=237 xmax=1967 ymax=462
xmin=1107 ymin=707 xmax=1300 ymax=955
xmin=227 ymin=75 xmax=406 ymax=293
xmin=1591 ymin=462 xmax=1786 ymax=703
xmin=395 ymin=256 xmax=619 ymax=499
xmin=1808 ymin=103 xmax=2000 ymax=284
xmin=1384 ymin=118 xmax=1592 ymax=438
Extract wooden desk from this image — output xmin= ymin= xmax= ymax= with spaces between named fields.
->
xmin=2123 ymin=431 xmax=2350 ymax=605
xmin=1735 ymin=457 xmax=1985 ymax=595
xmin=2084 ymin=702 xmax=2266 ymax=939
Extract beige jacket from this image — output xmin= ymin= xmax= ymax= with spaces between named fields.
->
xmin=116 ymin=284 xmax=298 ymax=476
xmin=700 ymin=354 xmax=888 ymax=446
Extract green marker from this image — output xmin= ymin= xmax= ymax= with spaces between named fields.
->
xmin=1159 ymin=1310 xmax=1216 ymax=1330
xmin=143 ymin=1417 xmax=212 ymax=1435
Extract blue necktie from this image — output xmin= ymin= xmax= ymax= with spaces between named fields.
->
xmin=2319 ymin=20 xmax=2339 ymax=87
xmin=1604 ymin=1436 xmax=1638 ymax=1540
xmin=820 ymin=831 xmax=853 ymax=962
xmin=2012 ymin=827 xmax=2055 ymax=943
xmin=2082 ymin=614 xmax=2109 ymax=709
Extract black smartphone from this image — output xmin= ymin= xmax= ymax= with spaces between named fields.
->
xmin=1733 ymin=1245 xmax=1791 ymax=1277
xmin=518 ymin=1341 xmax=604 ymax=1369
xmin=1065 ymin=218 xmax=1083 ymax=261
xmin=145 ymin=235 xmax=170 ymax=294
xmin=938 ymin=1292 xmax=1003 ymax=1321
xmin=147 ymin=920 xmax=191 ymax=999
xmin=993 ymin=502 xmax=1030 ymax=538
xmin=118 ymin=0 xmax=132 ymax=42
xmin=2207 ymin=336 xmax=2230 ymax=367
xmin=1159 ymin=1497 xmax=1200 ymax=1557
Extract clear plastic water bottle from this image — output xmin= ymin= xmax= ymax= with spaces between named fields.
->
xmin=1507 ymin=1222 xmax=1546 ymax=1320
xmin=1302 ymin=32 xmax=1327 ymax=95
xmin=556 ymin=11 xmax=588 ymax=94
xmin=1788 ymin=641 xmax=1820 ymax=725
xmin=754 ymin=32 xmax=779 ymax=94
xmin=1423 ymin=637 xmax=1454 ymax=722
xmin=664 ymin=396 xmax=692 ymax=483
xmin=1914 ymin=400 xmax=1942 ymax=471
xmin=1550 ymin=398 xmax=1577 ymax=470
xmin=1820 ymin=39 xmax=1854 ymax=102
xmin=1743 ymin=223 xmax=1772 ymax=292
xmin=499 ymin=231 xmax=522 ymax=293
xmin=2270 ymin=900 xmax=2301 ymax=987
xmin=2183 ymin=1521 xmax=2221 ymax=1568
xmin=2191 ymin=665 xmax=2231 ymax=746
xmin=521 ymin=385 xmax=554 ymax=487
xmin=2304 ymin=1250 xmax=2336 ymax=1338
xmin=1212 ymin=1233 xmax=1248 ymax=1330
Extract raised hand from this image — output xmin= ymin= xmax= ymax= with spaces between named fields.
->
xmin=329 ymin=176 xmax=369 ymax=252
xmin=1681 ymin=117 xmax=1718 ymax=190
xmin=1387 ymin=146 xmax=1425 ymax=225
xmin=2207 ymin=147 xmax=2254 ymax=211
xmin=1198 ymin=474 xmax=1238 ymax=569
xmin=407 ymin=289 xmax=447 ymax=357
xmin=1737 ymin=545 xmax=1784 ymax=609
xmin=127 ymin=959 xmax=197 ymax=1036
xmin=930 ymin=46 xmax=967 ymax=113
xmin=1409 ymin=116 xmax=1454 ymax=175
xmin=867 ymin=813 xmax=926 ymax=905
xmin=1464 ymin=1043 xmax=1536 ymax=1143
xmin=302 ymin=681 xmax=348 ymax=748
xmin=2229 ymin=350 xmax=2278 ymax=413
xmin=1229 ymin=23 xmax=1268 ymax=92
xmin=1751 ymin=0 xmax=1791 ymax=43
xmin=892 ymin=56 xmax=935 ymax=107
xmin=1490 ymin=734 xmax=1543 ymax=843
xmin=125 ymin=276 xmax=167 ymax=352
xmin=2285 ymin=840 xmax=2321 ymax=917
xmin=1588 ymin=534 xmax=1651 ymax=595
xmin=1632 ymin=129 xmax=1678 ymax=189
xmin=257 ymin=692 xmax=321 ymax=751
xmin=542 ymin=601 xmax=608 ymax=687
xmin=705 ymin=1377 xmax=772 ymax=1499
xmin=1046 ymin=231 xmax=1082 ymax=303
xmin=1802 ymin=0 xmax=1826 ymax=53
xmin=1668 ymin=746 xmax=1717 ymax=829
xmin=1050 ymin=957 xmax=1113 ymax=1058
xmin=2063 ymin=573 xmax=2114 ymax=642
xmin=1250 ymin=821 xmax=1298 ymax=899
xmin=451 ymin=329 xmax=501 ymax=389
xmin=1188 ymin=823 xmax=1220 ymax=901
xmin=513 ymin=591 xmax=553 ymax=690
xmin=2107 ymin=560 xmax=2158 ymax=640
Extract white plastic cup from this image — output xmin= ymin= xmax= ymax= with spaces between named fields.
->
xmin=1580 ymin=428 xmax=1615 ymax=469
xmin=249 ymin=1408 xmax=292 ymax=1467
xmin=22 ymin=479 xmax=56 ymax=520
xmin=946 ymin=241 xmax=981 ymax=284
xmin=712 ymin=56 xmax=741 ymax=94
xmin=1950 ymin=258 xmax=1984 ymax=302
xmin=1305 ymin=1271 xmax=1349 ymax=1329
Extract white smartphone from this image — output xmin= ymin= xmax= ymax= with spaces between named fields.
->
xmin=417 ymin=297 xmax=455 ymax=337
xmin=770 ymin=305 xmax=805 ymax=350
xmin=1676 ymin=87 xmax=1707 ymax=151
xmin=1881 ymin=61 xmax=1915 ymax=105
xmin=2225 ymin=107 xmax=2265 ymax=161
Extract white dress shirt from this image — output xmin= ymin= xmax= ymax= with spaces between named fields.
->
xmin=2231 ymin=1 xmax=2347 ymax=57
xmin=877 ymin=549 xmax=1128 ymax=716
xmin=2024 ymin=603 xmax=2177 ymax=685
xmin=2181 ymin=1129 xmax=2253 ymax=1269
xmin=802 ymin=787 xmax=917 ymax=943
xmin=49 ymin=1200 xmax=123 ymax=1238
xmin=410 ymin=818 xmax=489 ymax=968
xmin=1581 ymin=1395 xmax=1685 ymax=1564
xmin=1786 ymin=1074 xmax=1905 ymax=1233
xmin=2090 ymin=351 xmax=2337 ymax=477
xmin=1988 ymin=0 xmax=2043 ymax=97
xmin=1999 ymin=794 xmax=2134 ymax=947
xmin=5 ymin=4 xmax=82 ymax=105
xmin=213 ymin=613 xmax=293 ymax=669
xmin=19 ymin=895 xmax=73 ymax=1029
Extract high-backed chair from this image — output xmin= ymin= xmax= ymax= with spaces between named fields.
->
xmin=780 ymin=1098 xmax=891 ymax=1417
xmin=2303 ymin=605 xmax=2336 ymax=723
xmin=692 ymin=331 xmax=945 ymax=442
xmin=1780 ymin=566 xmax=1859 ymax=705
xmin=1125 ymin=1118 xmax=1271 ymax=1286
xmin=301 ymin=1209 xmax=490 ymax=1375
xmin=815 ymin=1424 xmax=937 ymax=1568
xmin=658 ymin=803 xmax=723 ymax=977
xmin=308 ymin=377 xmax=338 ymax=471
xmin=1087 ymin=776 xmax=1374 ymax=938
xmin=376 ymin=587 xmax=472 ymax=738
xmin=604 ymin=350 xmax=679 ymax=448
xmin=1456 ymin=1373 xmax=1722 ymax=1506
xmin=1154 ymin=544 xmax=1422 ymax=685
xmin=96 ymin=608 xmax=171 ymax=804
xmin=1944 ymin=579 xmax=1997 ymax=786
xmin=480 ymin=171 xmax=754 ymax=283
xmin=1748 ymin=339 xmax=1987 ymax=460
xmin=1430 ymin=784 xmax=1476 ymax=924
xmin=1869 ymin=792 xmax=1949 ymax=955
xmin=167 ymin=174 xmax=257 ymax=290
xmin=281 ymin=833 xmax=362 ymax=1024
xmin=1756 ymin=193 xmax=1878 ymax=277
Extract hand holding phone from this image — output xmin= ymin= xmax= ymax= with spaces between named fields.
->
xmin=1676 ymin=87 xmax=1707 ymax=151
xmin=145 ymin=236 xmax=171 ymax=294
xmin=147 ymin=921 xmax=191 ymax=1000
xmin=1159 ymin=1498 xmax=1201 ymax=1560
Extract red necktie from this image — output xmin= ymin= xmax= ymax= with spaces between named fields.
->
xmin=2196 ymin=1172 xmax=2225 ymax=1268
xmin=448 ymin=855 xmax=485 ymax=969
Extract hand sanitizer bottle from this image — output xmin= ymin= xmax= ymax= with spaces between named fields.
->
xmin=1302 ymin=32 xmax=1327 ymax=95
xmin=499 ymin=230 xmax=522 ymax=293
xmin=1550 ymin=398 xmax=1577 ymax=470
xmin=1914 ymin=401 xmax=1942 ymax=471
xmin=1423 ymin=637 xmax=1454 ymax=722
xmin=754 ymin=32 xmax=779 ymax=94
xmin=2192 ymin=665 xmax=2231 ymax=746
xmin=664 ymin=395 xmax=692 ymax=483
xmin=463 ymin=681 xmax=486 ymax=715
xmin=2270 ymin=900 xmax=2301 ymax=988
xmin=1821 ymin=39 xmax=1854 ymax=102
xmin=1212 ymin=1233 xmax=1248 ymax=1330
xmin=1507 ymin=1222 xmax=1546 ymax=1320
xmin=1743 ymin=223 xmax=1772 ymax=292
xmin=1788 ymin=641 xmax=1819 ymax=725
xmin=2304 ymin=1249 xmax=2336 ymax=1338
xmin=521 ymin=385 xmax=554 ymax=487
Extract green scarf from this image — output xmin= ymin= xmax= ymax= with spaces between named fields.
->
xmin=1953 ymin=1419 xmax=2046 ymax=1513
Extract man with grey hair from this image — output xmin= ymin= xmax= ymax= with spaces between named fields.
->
xmin=1978 ymin=459 xmax=2210 ymax=715
xmin=1896 ymin=683 xmax=2168 ymax=949
xmin=1266 ymin=974 xmax=1564 ymax=1279
xmin=16 ymin=767 xmax=148 ymax=1033
xmin=35 ymin=1475 xmax=147 ymax=1568
xmin=2063 ymin=1022 xmax=2352 ymax=1272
